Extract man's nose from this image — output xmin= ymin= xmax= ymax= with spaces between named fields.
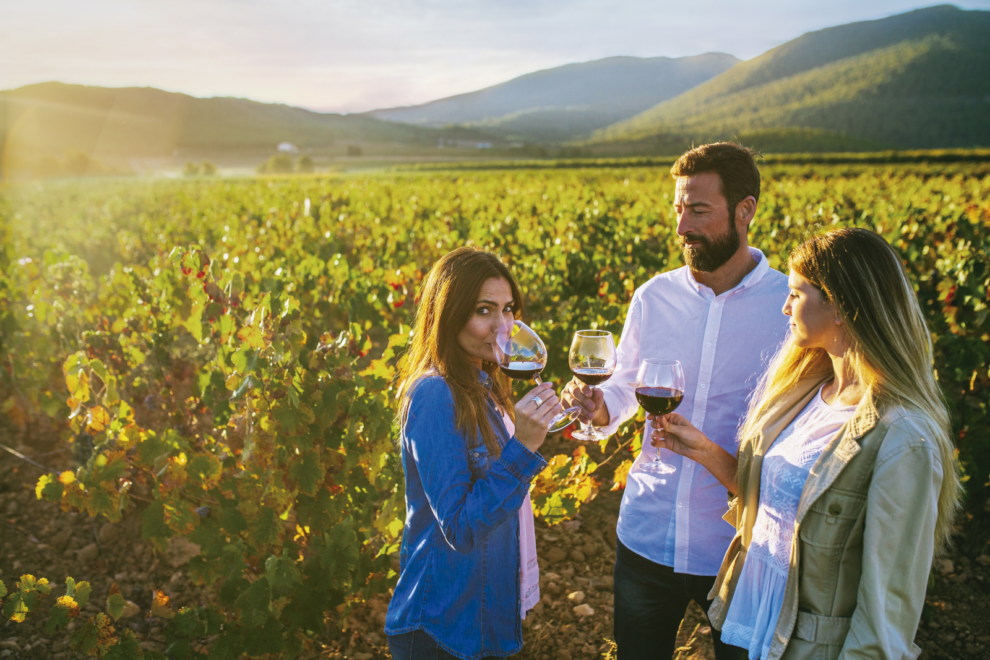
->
xmin=675 ymin=212 xmax=691 ymax=237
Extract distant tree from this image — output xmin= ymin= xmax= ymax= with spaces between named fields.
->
xmin=257 ymin=154 xmax=294 ymax=174
xmin=183 ymin=162 xmax=201 ymax=177
xmin=347 ymin=145 xmax=363 ymax=157
xmin=64 ymin=150 xmax=94 ymax=176
xmin=200 ymin=161 xmax=218 ymax=176
xmin=297 ymin=155 xmax=315 ymax=173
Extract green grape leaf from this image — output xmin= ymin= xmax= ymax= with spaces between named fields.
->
xmin=45 ymin=595 xmax=80 ymax=634
xmin=102 ymin=629 xmax=144 ymax=660
xmin=35 ymin=474 xmax=63 ymax=501
xmin=265 ymin=555 xmax=302 ymax=593
xmin=0 ymin=580 xmax=6 ymax=599
xmin=141 ymin=500 xmax=171 ymax=547
xmin=218 ymin=506 xmax=247 ymax=535
xmin=288 ymin=450 xmax=324 ymax=496
xmin=209 ymin=629 xmax=244 ymax=660
xmin=247 ymin=507 xmax=282 ymax=549
xmin=73 ymin=580 xmax=93 ymax=609
xmin=107 ymin=583 xmax=127 ymax=621
xmin=242 ymin=615 xmax=283 ymax=656
xmin=233 ymin=576 xmax=271 ymax=628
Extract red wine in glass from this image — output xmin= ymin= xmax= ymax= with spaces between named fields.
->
xmin=634 ymin=387 xmax=684 ymax=416
xmin=635 ymin=359 xmax=685 ymax=474
xmin=494 ymin=321 xmax=581 ymax=433
xmin=572 ymin=368 xmax=613 ymax=387
xmin=569 ymin=330 xmax=617 ymax=442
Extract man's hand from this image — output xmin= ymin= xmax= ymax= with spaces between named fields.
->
xmin=561 ymin=378 xmax=610 ymax=427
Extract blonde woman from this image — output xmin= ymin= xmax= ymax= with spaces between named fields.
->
xmin=650 ymin=228 xmax=960 ymax=659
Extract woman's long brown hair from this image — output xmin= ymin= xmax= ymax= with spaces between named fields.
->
xmin=397 ymin=247 xmax=522 ymax=457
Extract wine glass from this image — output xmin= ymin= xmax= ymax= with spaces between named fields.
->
xmin=568 ymin=330 xmax=617 ymax=442
xmin=634 ymin=359 xmax=685 ymax=474
xmin=494 ymin=320 xmax=581 ymax=433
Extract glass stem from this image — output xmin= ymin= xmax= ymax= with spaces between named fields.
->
xmin=532 ymin=376 xmax=543 ymax=386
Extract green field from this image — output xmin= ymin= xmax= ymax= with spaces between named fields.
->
xmin=0 ymin=162 xmax=988 ymax=657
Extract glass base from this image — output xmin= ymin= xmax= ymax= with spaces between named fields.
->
xmin=571 ymin=423 xmax=609 ymax=442
xmin=641 ymin=458 xmax=677 ymax=474
xmin=548 ymin=406 xmax=581 ymax=433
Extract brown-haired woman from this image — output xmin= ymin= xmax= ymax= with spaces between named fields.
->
xmin=649 ymin=228 xmax=960 ymax=659
xmin=385 ymin=247 xmax=560 ymax=660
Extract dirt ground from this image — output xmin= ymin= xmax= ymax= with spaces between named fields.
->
xmin=0 ymin=432 xmax=987 ymax=659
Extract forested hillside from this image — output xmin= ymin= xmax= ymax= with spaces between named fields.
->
xmin=595 ymin=5 xmax=990 ymax=149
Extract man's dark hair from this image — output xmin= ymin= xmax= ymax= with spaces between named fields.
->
xmin=670 ymin=142 xmax=761 ymax=218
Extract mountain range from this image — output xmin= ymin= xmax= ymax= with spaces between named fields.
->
xmin=367 ymin=53 xmax=739 ymax=142
xmin=0 ymin=83 xmax=491 ymax=173
xmin=2 ymin=3 xmax=987 ymax=176
xmin=594 ymin=5 xmax=990 ymax=149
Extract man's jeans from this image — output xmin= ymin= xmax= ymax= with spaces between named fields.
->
xmin=614 ymin=539 xmax=747 ymax=660
xmin=388 ymin=630 xmax=500 ymax=660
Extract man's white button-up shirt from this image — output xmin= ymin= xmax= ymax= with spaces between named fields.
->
xmin=599 ymin=247 xmax=790 ymax=576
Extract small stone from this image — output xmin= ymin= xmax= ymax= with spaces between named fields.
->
xmin=558 ymin=651 xmax=572 ymax=660
xmin=976 ymin=555 xmax=990 ymax=566
xmin=573 ymin=604 xmax=595 ymax=617
xmin=166 ymin=537 xmax=201 ymax=567
xmin=5 ymin=501 xmax=17 ymax=516
xmin=582 ymin=542 xmax=599 ymax=558
xmin=936 ymin=559 xmax=954 ymax=576
xmin=561 ymin=520 xmax=582 ymax=533
xmin=63 ymin=549 xmax=75 ymax=559
xmin=78 ymin=543 xmax=100 ymax=563
xmin=114 ymin=572 xmax=128 ymax=581
xmin=351 ymin=653 xmax=373 ymax=660
xmin=120 ymin=600 xmax=141 ymax=619
xmin=592 ymin=575 xmax=614 ymax=591
xmin=98 ymin=523 xmax=118 ymax=545
xmin=0 ymin=641 xmax=18 ymax=651
xmin=569 ymin=549 xmax=586 ymax=562
xmin=546 ymin=547 xmax=568 ymax=564
xmin=567 ymin=590 xmax=586 ymax=604
xmin=52 ymin=528 xmax=74 ymax=552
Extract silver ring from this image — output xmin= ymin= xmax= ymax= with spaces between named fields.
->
xmin=532 ymin=395 xmax=544 ymax=408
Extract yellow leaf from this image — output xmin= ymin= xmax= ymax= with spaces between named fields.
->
xmin=359 ymin=359 xmax=395 ymax=381
xmin=151 ymin=589 xmax=174 ymax=619
xmin=87 ymin=406 xmax=110 ymax=433
xmin=611 ymin=459 xmax=634 ymax=491
xmin=59 ymin=471 xmax=76 ymax=486
xmin=237 ymin=325 xmax=265 ymax=349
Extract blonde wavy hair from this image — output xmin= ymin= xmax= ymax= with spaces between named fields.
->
xmin=741 ymin=228 xmax=961 ymax=553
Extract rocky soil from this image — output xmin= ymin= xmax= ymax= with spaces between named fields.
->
xmin=0 ymin=432 xmax=987 ymax=659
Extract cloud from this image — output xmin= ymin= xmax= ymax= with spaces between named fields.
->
xmin=3 ymin=0 xmax=990 ymax=112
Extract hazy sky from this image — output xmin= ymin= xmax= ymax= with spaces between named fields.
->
xmin=4 ymin=0 xmax=989 ymax=114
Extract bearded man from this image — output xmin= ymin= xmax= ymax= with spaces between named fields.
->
xmin=562 ymin=142 xmax=790 ymax=660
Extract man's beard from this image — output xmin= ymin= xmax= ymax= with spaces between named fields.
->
xmin=679 ymin=220 xmax=741 ymax=273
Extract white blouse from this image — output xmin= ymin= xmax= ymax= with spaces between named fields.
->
xmin=720 ymin=385 xmax=856 ymax=659
xmin=500 ymin=411 xmax=540 ymax=618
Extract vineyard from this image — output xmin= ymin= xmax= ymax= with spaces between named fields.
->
xmin=0 ymin=162 xmax=988 ymax=659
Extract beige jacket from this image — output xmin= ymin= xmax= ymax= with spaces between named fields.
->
xmin=708 ymin=378 xmax=943 ymax=660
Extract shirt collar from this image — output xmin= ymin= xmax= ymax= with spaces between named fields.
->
xmin=477 ymin=368 xmax=494 ymax=391
xmin=685 ymin=247 xmax=771 ymax=298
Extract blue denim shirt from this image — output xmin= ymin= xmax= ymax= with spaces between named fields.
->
xmin=385 ymin=372 xmax=547 ymax=660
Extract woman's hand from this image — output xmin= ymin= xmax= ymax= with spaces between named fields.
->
xmin=648 ymin=412 xmax=711 ymax=461
xmin=649 ymin=412 xmax=739 ymax=495
xmin=514 ymin=382 xmax=561 ymax=454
